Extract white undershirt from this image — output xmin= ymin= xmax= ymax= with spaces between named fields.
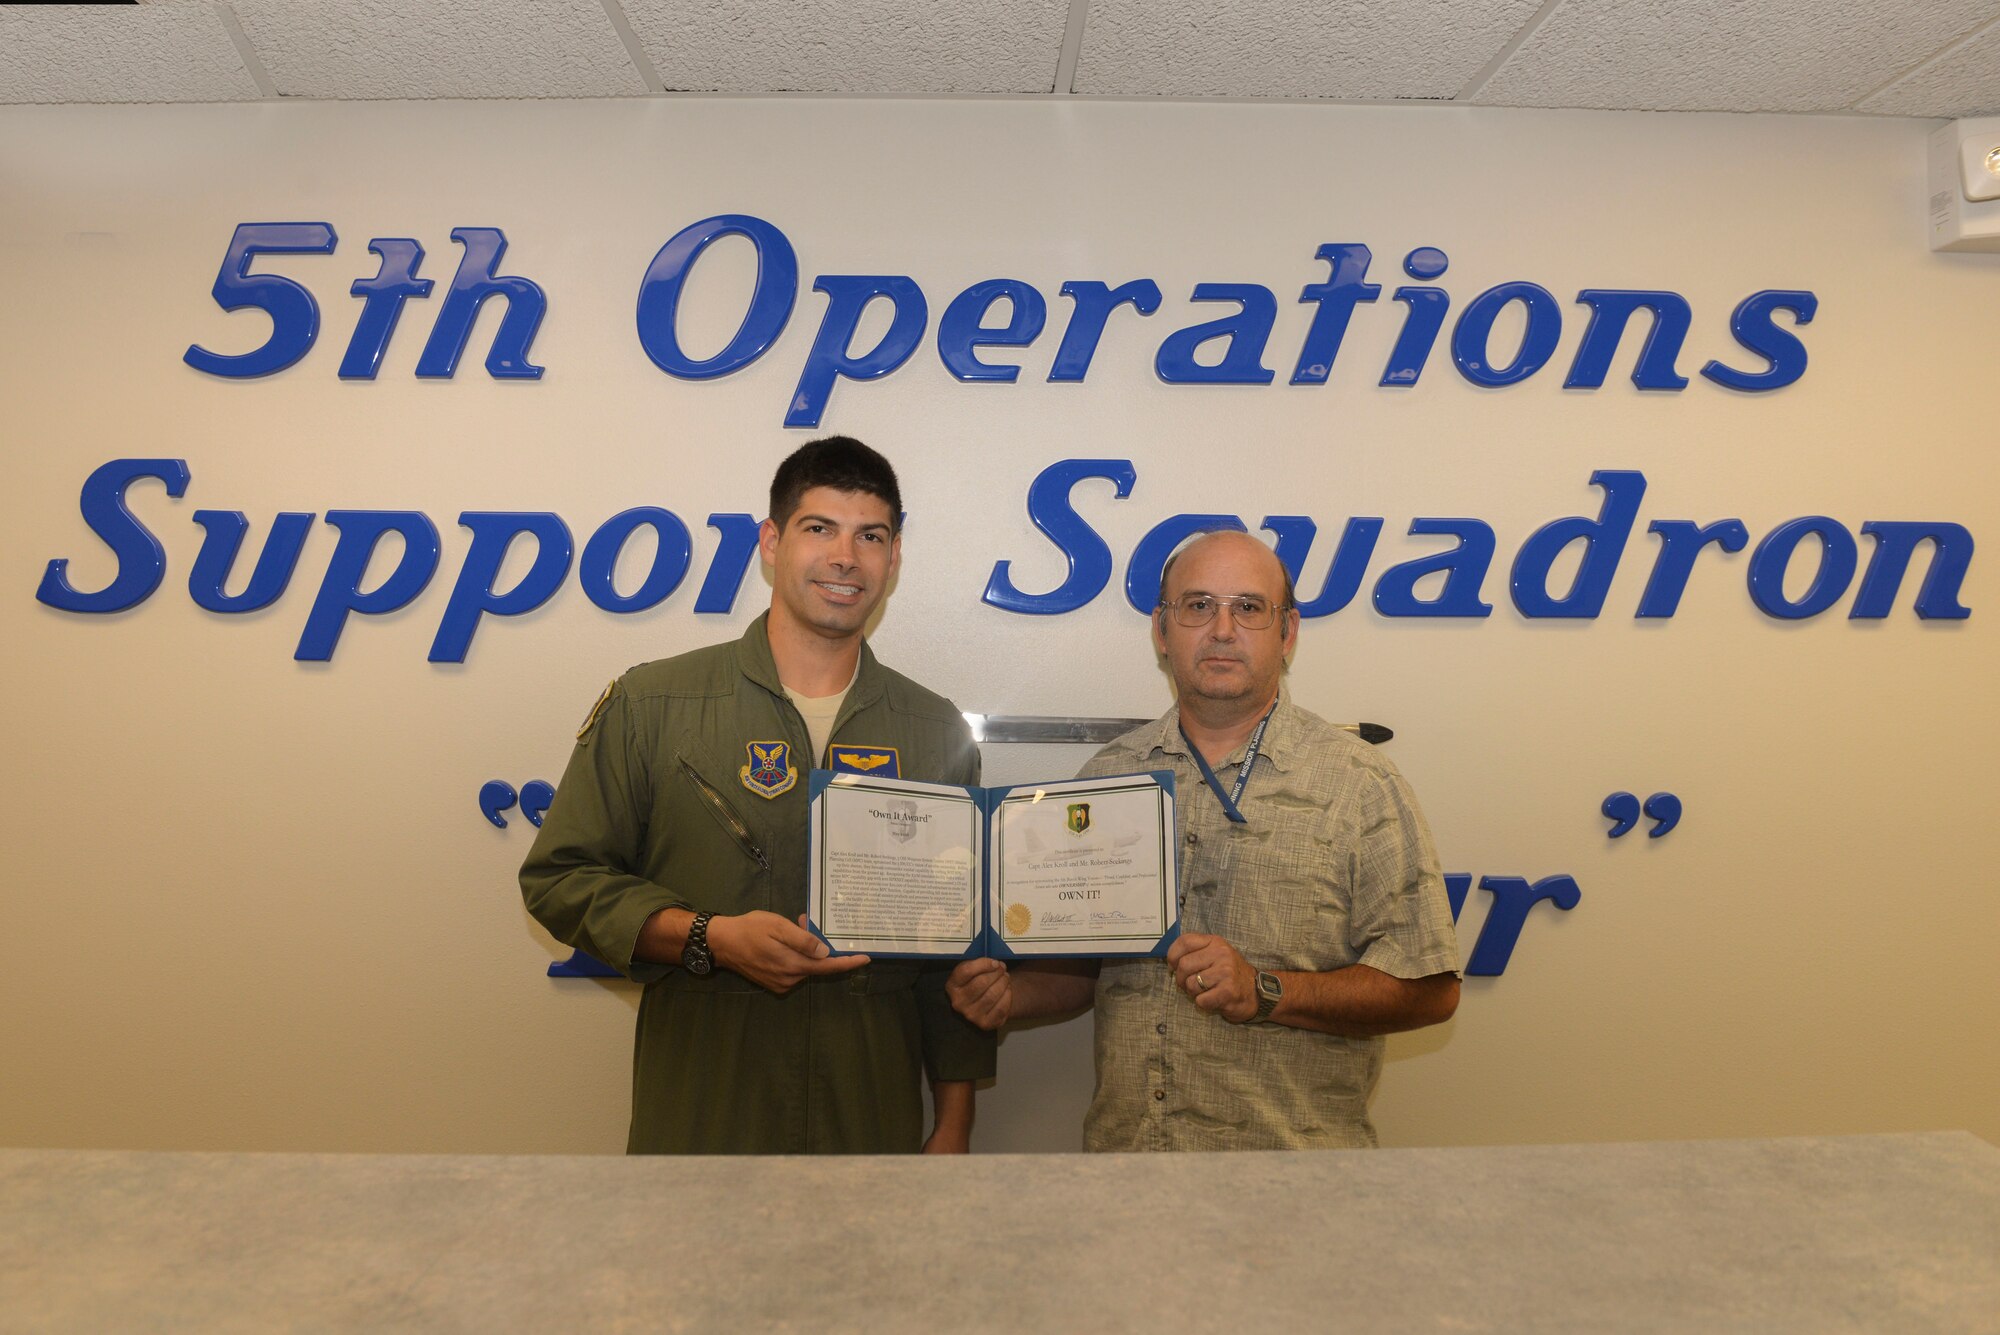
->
xmin=783 ymin=663 xmax=858 ymax=766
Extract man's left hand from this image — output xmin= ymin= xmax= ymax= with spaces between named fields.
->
xmin=1166 ymin=933 xmax=1258 ymax=1024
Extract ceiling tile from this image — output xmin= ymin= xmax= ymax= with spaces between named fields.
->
xmin=1477 ymin=0 xmax=2000 ymax=113
xmin=1073 ymin=0 xmax=1546 ymax=99
xmin=622 ymin=0 xmax=1071 ymax=94
xmin=1859 ymin=18 xmax=2000 ymax=117
xmin=232 ymin=0 xmax=648 ymax=100
xmin=0 ymin=1 xmax=258 ymax=105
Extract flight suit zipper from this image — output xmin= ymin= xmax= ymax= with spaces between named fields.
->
xmin=768 ymin=690 xmax=826 ymax=1152
xmin=678 ymin=757 xmax=771 ymax=870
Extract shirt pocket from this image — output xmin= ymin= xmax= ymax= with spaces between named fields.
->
xmin=1215 ymin=805 xmax=1350 ymax=970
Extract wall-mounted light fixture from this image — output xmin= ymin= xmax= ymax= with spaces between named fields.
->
xmin=1928 ymin=116 xmax=2000 ymax=252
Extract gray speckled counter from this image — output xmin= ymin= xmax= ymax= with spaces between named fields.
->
xmin=2 ymin=1132 xmax=1995 ymax=1333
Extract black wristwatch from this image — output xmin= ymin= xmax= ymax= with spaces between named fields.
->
xmin=683 ymin=911 xmax=715 ymax=976
xmin=1248 ymin=970 xmax=1283 ymax=1023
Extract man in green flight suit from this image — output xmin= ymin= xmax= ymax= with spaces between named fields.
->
xmin=521 ymin=437 xmax=993 ymax=1153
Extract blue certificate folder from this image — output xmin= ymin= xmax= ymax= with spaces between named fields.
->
xmin=805 ymin=768 xmax=1181 ymax=961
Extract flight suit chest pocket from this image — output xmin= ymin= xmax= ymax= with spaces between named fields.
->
xmin=662 ymin=739 xmax=773 ymax=912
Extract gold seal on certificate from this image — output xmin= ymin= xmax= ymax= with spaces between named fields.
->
xmin=807 ymin=771 xmax=1179 ymax=959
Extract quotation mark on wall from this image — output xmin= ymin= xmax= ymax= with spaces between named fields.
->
xmin=1602 ymin=791 xmax=1682 ymax=839
xmin=480 ymin=779 xmax=555 ymax=828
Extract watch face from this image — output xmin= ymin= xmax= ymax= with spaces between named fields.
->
xmin=684 ymin=944 xmax=712 ymax=976
xmin=1257 ymin=972 xmax=1283 ymax=1000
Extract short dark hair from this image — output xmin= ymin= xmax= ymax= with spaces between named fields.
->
xmin=769 ymin=436 xmax=903 ymax=533
xmin=1156 ymin=530 xmax=1297 ymax=612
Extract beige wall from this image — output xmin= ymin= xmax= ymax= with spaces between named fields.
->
xmin=2 ymin=98 xmax=1994 ymax=1154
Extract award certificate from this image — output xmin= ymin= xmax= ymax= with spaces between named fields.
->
xmin=991 ymin=773 xmax=1174 ymax=956
xmin=810 ymin=776 xmax=984 ymax=957
xmin=808 ymin=770 xmax=1177 ymax=959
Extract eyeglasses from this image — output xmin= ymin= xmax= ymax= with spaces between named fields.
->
xmin=1159 ymin=594 xmax=1292 ymax=630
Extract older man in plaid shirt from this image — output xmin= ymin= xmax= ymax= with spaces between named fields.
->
xmin=948 ymin=530 xmax=1460 ymax=1150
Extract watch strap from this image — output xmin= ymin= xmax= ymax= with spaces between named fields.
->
xmin=685 ymin=911 xmax=714 ymax=973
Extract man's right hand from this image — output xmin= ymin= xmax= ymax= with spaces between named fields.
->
xmin=707 ymin=912 xmax=870 ymax=995
xmin=945 ymin=958 xmax=1012 ymax=1030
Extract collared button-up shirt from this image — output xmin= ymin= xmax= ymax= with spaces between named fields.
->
xmin=1081 ymin=693 xmax=1459 ymax=1151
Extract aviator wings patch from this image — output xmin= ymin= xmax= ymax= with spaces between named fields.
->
xmin=830 ymin=746 xmax=900 ymax=778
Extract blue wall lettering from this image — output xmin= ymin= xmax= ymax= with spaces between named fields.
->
xmin=1603 ymin=791 xmax=1683 ymax=838
xmin=579 ymin=508 xmax=694 ymax=614
xmin=481 ymin=778 xmax=556 ymax=829
xmin=180 ymin=219 xmax=1826 ymax=413
xmin=937 ymin=279 xmax=1047 ymax=382
xmin=1601 ymin=792 xmax=1642 ymax=838
xmin=1047 ymin=280 xmax=1162 ymax=382
xmin=1747 ymin=516 xmax=1858 ymax=619
xmin=1381 ymin=247 xmax=1450 ymax=385
xmin=1154 ymin=284 xmax=1277 ymax=384
xmin=1464 ymin=874 xmax=1582 ymax=976
xmin=1441 ymin=871 xmax=1581 ymax=974
xmin=635 ymin=213 xmax=798 ymax=379
xmin=1851 ymin=522 xmax=1975 ymax=620
xmin=36 ymin=459 xmax=192 ymax=613
xmin=430 ymin=512 xmax=574 ymax=663
xmin=479 ymin=779 xmax=518 ymax=828
xmin=1699 ymin=290 xmax=1817 ymax=391
xmin=519 ymin=779 xmax=555 ymax=826
xmin=36 ymin=459 xmax=1971 ymax=659
xmin=1642 ymin=792 xmax=1682 ymax=837
xmin=694 ymin=514 xmax=761 ymax=615
xmin=413 ymin=228 xmax=546 ymax=380
xmin=983 ymin=459 xmax=1138 ymax=614
xmin=1263 ymin=515 xmax=1382 ymax=618
xmin=339 ymin=239 xmax=433 ymax=380
xmin=787 ymin=275 xmax=928 ymax=428
xmin=1567 ymin=290 xmax=1692 ymax=390
xmin=1444 ymin=872 xmax=1472 ymax=920
xmin=296 ymin=511 xmax=442 ymax=661
xmin=1637 ymin=519 xmax=1750 ymax=618
xmin=1290 ymin=244 xmax=1381 ymax=385
xmin=183 ymin=222 xmax=337 ymax=378
xmin=549 ymin=949 xmax=621 ymax=979
xmin=1453 ymin=281 xmax=1563 ymax=387
xmin=1511 ymin=470 xmax=1647 ymax=618
xmin=1373 ymin=520 xmax=1497 ymax=617
xmin=189 ymin=510 xmax=315 ymax=613
xmin=1402 ymin=247 xmax=1449 ymax=281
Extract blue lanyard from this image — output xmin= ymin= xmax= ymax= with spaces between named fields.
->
xmin=1179 ymin=706 xmax=1275 ymax=825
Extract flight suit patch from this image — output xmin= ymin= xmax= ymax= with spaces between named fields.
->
xmin=740 ymin=740 xmax=798 ymax=798
xmin=576 ymin=680 xmax=615 ymax=741
xmin=829 ymin=745 xmax=900 ymax=778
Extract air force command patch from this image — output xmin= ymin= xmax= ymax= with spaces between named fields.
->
xmin=829 ymin=745 xmax=900 ymax=778
xmin=740 ymin=740 xmax=798 ymax=798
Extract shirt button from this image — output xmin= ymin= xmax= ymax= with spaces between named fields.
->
xmin=1155 ymin=1023 xmax=1167 ymax=1036
xmin=1185 ymin=831 xmax=1199 ymax=847
xmin=1153 ymin=1089 xmax=1167 ymax=1102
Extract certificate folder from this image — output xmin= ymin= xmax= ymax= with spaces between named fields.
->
xmin=806 ymin=769 xmax=1180 ymax=960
